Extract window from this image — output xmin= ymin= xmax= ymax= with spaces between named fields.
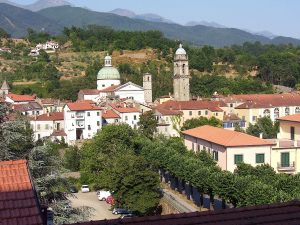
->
xmin=37 ymin=124 xmax=40 ymax=130
xmin=205 ymin=110 xmax=208 ymax=115
xmin=88 ymin=125 xmax=91 ymax=130
xmin=87 ymin=112 xmax=90 ymax=117
xmin=125 ymin=116 xmax=128 ymax=121
xmin=115 ymin=119 xmax=119 ymax=123
xmin=215 ymin=113 xmax=218 ymax=116
xmin=97 ymin=112 xmax=100 ymax=116
xmin=189 ymin=111 xmax=192 ymax=116
xmin=38 ymin=134 xmax=41 ymax=139
xmin=285 ymin=107 xmax=290 ymax=116
xmin=296 ymin=107 xmax=300 ymax=114
xmin=134 ymin=115 xmax=137 ymax=120
xmin=274 ymin=108 xmax=279 ymax=119
xmin=252 ymin=116 xmax=257 ymax=122
xmin=102 ymin=84 xmax=105 ymax=87
xmin=281 ymin=152 xmax=290 ymax=167
xmin=197 ymin=144 xmax=200 ymax=152
xmin=198 ymin=111 xmax=201 ymax=116
xmin=97 ymin=121 xmax=100 ymax=126
xmin=230 ymin=103 xmax=233 ymax=108
xmin=234 ymin=154 xmax=243 ymax=164
xmin=192 ymin=143 xmax=195 ymax=151
xmin=45 ymin=124 xmax=49 ymax=130
xmin=213 ymin=151 xmax=219 ymax=161
xmin=256 ymin=154 xmax=265 ymax=163
xmin=263 ymin=109 xmax=270 ymax=118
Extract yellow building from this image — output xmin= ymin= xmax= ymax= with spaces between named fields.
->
xmin=270 ymin=114 xmax=300 ymax=174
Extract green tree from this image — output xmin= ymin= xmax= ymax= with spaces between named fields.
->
xmin=138 ymin=111 xmax=158 ymax=138
xmin=246 ymin=117 xmax=279 ymax=138
xmin=64 ymin=146 xmax=81 ymax=172
xmin=181 ymin=116 xmax=222 ymax=131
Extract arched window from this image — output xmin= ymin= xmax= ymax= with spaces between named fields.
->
xmin=274 ymin=108 xmax=279 ymax=119
xmin=182 ymin=64 xmax=185 ymax=74
xmin=296 ymin=107 xmax=300 ymax=114
xmin=263 ymin=109 xmax=270 ymax=118
xmin=285 ymin=107 xmax=290 ymax=116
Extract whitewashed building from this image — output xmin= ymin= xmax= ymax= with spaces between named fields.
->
xmin=30 ymin=112 xmax=65 ymax=141
xmin=64 ymin=101 xmax=102 ymax=145
xmin=110 ymin=103 xmax=140 ymax=129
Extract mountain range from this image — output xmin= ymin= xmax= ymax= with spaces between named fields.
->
xmin=0 ymin=0 xmax=71 ymax=11
xmin=0 ymin=2 xmax=300 ymax=47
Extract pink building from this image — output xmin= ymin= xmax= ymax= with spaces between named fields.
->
xmin=182 ymin=125 xmax=274 ymax=172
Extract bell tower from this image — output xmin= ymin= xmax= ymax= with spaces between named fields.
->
xmin=143 ymin=73 xmax=152 ymax=104
xmin=173 ymin=44 xmax=190 ymax=101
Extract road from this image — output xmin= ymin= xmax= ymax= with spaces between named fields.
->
xmin=69 ymin=192 xmax=119 ymax=221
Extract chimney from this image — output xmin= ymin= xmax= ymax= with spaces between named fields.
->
xmin=259 ymin=133 xmax=263 ymax=139
xmin=47 ymin=112 xmax=50 ymax=117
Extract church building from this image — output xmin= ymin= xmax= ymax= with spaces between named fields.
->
xmin=78 ymin=54 xmax=152 ymax=105
xmin=173 ymin=44 xmax=191 ymax=101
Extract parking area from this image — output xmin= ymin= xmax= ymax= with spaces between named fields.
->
xmin=69 ymin=191 xmax=119 ymax=221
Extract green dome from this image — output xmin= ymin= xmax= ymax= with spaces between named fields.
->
xmin=97 ymin=66 xmax=120 ymax=80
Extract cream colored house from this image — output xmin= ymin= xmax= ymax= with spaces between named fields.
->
xmin=270 ymin=114 xmax=300 ymax=174
xmin=223 ymin=93 xmax=300 ymax=128
xmin=182 ymin=125 xmax=274 ymax=172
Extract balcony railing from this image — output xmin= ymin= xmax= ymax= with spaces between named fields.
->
xmin=277 ymin=162 xmax=295 ymax=171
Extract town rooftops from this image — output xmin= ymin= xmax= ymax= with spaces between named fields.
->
xmin=6 ymin=93 xmax=36 ymax=102
xmin=277 ymin=114 xmax=300 ymax=123
xmin=32 ymin=112 xmax=64 ymax=121
xmin=155 ymin=107 xmax=182 ymax=116
xmin=102 ymin=109 xmax=120 ymax=119
xmin=0 ymin=160 xmax=43 ymax=225
xmin=110 ymin=103 xmax=140 ymax=113
xmin=182 ymin=125 xmax=274 ymax=147
xmin=63 ymin=200 xmax=300 ymax=225
xmin=159 ymin=100 xmax=224 ymax=112
xmin=225 ymin=93 xmax=300 ymax=108
xmin=39 ymin=98 xmax=70 ymax=105
xmin=78 ymin=89 xmax=101 ymax=95
xmin=66 ymin=101 xmax=102 ymax=111
xmin=12 ymin=102 xmax=42 ymax=112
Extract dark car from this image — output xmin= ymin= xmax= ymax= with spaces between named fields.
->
xmin=112 ymin=208 xmax=131 ymax=215
xmin=69 ymin=186 xmax=78 ymax=193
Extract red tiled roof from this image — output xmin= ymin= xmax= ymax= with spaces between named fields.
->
xmin=79 ymin=89 xmax=100 ymax=95
xmin=111 ymin=103 xmax=139 ymax=113
xmin=40 ymin=98 xmax=70 ymax=105
xmin=32 ymin=112 xmax=64 ymax=121
xmin=225 ymin=93 xmax=300 ymax=108
xmin=155 ymin=107 xmax=182 ymax=116
xmin=63 ymin=200 xmax=300 ymax=225
xmin=0 ymin=160 xmax=43 ymax=225
xmin=99 ymin=85 xmax=120 ymax=93
xmin=6 ymin=94 xmax=36 ymax=102
xmin=66 ymin=102 xmax=101 ymax=111
xmin=12 ymin=102 xmax=42 ymax=112
xmin=102 ymin=110 xmax=120 ymax=119
xmin=159 ymin=100 xmax=224 ymax=112
xmin=182 ymin=125 xmax=274 ymax=147
xmin=277 ymin=114 xmax=300 ymax=123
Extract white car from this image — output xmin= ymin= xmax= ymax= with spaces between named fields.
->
xmin=81 ymin=185 xmax=90 ymax=193
xmin=97 ymin=190 xmax=111 ymax=201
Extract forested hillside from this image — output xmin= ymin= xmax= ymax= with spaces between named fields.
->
xmin=1 ymin=26 xmax=300 ymax=101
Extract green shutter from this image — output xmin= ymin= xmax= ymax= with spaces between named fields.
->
xmin=256 ymin=154 xmax=265 ymax=163
xmin=281 ymin=152 xmax=290 ymax=167
xmin=234 ymin=154 xmax=243 ymax=164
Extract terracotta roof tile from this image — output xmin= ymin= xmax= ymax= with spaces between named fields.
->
xmin=63 ymin=200 xmax=300 ymax=225
xmin=155 ymin=107 xmax=182 ymax=116
xmin=6 ymin=94 xmax=36 ymax=102
xmin=67 ymin=102 xmax=101 ymax=111
xmin=110 ymin=103 xmax=139 ymax=113
xmin=99 ymin=85 xmax=121 ymax=93
xmin=182 ymin=125 xmax=274 ymax=147
xmin=277 ymin=114 xmax=300 ymax=123
xmin=159 ymin=100 xmax=224 ymax=112
xmin=225 ymin=93 xmax=300 ymax=108
xmin=102 ymin=110 xmax=120 ymax=119
xmin=32 ymin=112 xmax=64 ymax=121
xmin=0 ymin=160 xmax=43 ymax=225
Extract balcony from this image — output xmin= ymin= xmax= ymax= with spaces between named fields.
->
xmin=76 ymin=113 xmax=85 ymax=119
xmin=76 ymin=122 xmax=85 ymax=129
xmin=277 ymin=162 xmax=295 ymax=171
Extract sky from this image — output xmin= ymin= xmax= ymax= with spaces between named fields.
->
xmin=12 ymin=0 xmax=300 ymax=38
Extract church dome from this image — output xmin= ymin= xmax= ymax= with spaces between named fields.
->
xmin=97 ymin=67 xmax=120 ymax=80
xmin=175 ymin=44 xmax=186 ymax=55
xmin=97 ymin=54 xmax=120 ymax=80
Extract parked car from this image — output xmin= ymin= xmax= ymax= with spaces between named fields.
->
xmin=81 ymin=185 xmax=90 ymax=193
xmin=69 ymin=186 xmax=78 ymax=193
xmin=97 ymin=190 xmax=111 ymax=201
xmin=106 ymin=195 xmax=115 ymax=205
xmin=112 ymin=208 xmax=131 ymax=215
